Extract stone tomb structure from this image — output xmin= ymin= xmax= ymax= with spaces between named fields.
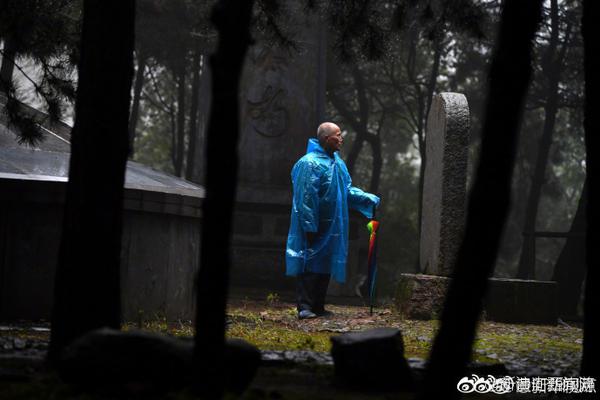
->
xmin=0 ymin=101 xmax=203 ymax=321
xmin=399 ymin=92 xmax=558 ymax=324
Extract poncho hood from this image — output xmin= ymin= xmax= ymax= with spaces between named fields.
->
xmin=306 ymin=138 xmax=335 ymax=157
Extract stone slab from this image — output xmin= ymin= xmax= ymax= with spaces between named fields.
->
xmin=420 ymin=93 xmax=470 ymax=276
xmin=393 ymin=273 xmax=557 ymax=324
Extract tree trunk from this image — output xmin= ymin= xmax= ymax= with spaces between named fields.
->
xmin=552 ymin=182 xmax=587 ymax=318
xmin=345 ymin=135 xmax=365 ymax=176
xmin=419 ymin=0 xmax=543 ymax=397
xmin=48 ymin=0 xmax=134 ymax=362
xmin=175 ymin=68 xmax=186 ymax=177
xmin=408 ymin=31 xmax=424 ymax=274
xmin=128 ymin=51 xmax=146 ymax=157
xmin=191 ymin=60 xmax=211 ymax=184
xmin=328 ymin=62 xmax=384 ymax=194
xmin=414 ymin=152 xmax=426 ymax=273
xmin=581 ymin=0 xmax=600 ymax=381
xmin=425 ymin=36 xmax=443 ymax=130
xmin=170 ymin=103 xmax=177 ymax=173
xmin=366 ymin=132 xmax=382 ymax=194
xmin=416 ymin=36 xmax=442 ymax=273
xmin=517 ymin=0 xmax=566 ymax=279
xmin=326 ymin=90 xmax=365 ymax=177
xmin=0 ymin=36 xmax=16 ymax=95
xmin=193 ymin=0 xmax=254 ymax=397
xmin=185 ymin=52 xmax=202 ymax=181
xmin=344 ymin=63 xmax=369 ymax=176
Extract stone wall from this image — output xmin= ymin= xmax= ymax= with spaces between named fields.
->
xmin=0 ymin=178 xmax=202 ymax=321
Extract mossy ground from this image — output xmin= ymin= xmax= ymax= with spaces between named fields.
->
xmin=222 ymin=297 xmax=582 ymax=371
xmin=0 ymin=297 xmax=584 ymax=399
xmin=122 ymin=297 xmax=582 ymax=376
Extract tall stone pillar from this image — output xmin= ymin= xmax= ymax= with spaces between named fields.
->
xmin=237 ymin=11 xmax=325 ymax=204
xmin=420 ymin=93 xmax=470 ymax=276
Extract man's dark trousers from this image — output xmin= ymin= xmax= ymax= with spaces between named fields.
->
xmin=296 ymin=272 xmax=331 ymax=313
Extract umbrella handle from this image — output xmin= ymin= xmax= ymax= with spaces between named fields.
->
xmin=372 ymin=203 xmax=377 ymax=220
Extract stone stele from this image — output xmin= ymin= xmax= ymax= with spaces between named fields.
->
xmin=236 ymin=4 xmax=326 ymax=205
xmin=420 ymin=92 xmax=470 ymax=276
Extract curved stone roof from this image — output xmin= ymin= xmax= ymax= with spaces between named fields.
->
xmin=0 ymin=100 xmax=204 ymax=200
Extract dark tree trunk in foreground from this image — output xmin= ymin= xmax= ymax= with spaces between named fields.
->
xmin=581 ymin=0 xmax=600 ymax=381
xmin=517 ymin=0 xmax=571 ymax=279
xmin=419 ymin=1 xmax=543 ymax=397
xmin=193 ymin=0 xmax=254 ymax=397
xmin=49 ymin=1 xmax=134 ymax=362
xmin=552 ymin=182 xmax=586 ymax=318
xmin=128 ymin=51 xmax=147 ymax=156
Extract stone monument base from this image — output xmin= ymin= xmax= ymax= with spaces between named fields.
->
xmin=393 ymin=273 xmax=557 ymax=325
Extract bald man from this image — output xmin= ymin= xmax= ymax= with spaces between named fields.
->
xmin=286 ymin=122 xmax=380 ymax=319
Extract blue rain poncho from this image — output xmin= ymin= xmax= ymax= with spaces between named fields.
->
xmin=286 ymin=138 xmax=380 ymax=283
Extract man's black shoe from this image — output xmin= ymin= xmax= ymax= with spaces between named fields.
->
xmin=314 ymin=309 xmax=333 ymax=317
xmin=298 ymin=310 xmax=317 ymax=320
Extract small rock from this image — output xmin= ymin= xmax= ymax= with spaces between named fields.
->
xmin=330 ymin=328 xmax=413 ymax=391
xmin=58 ymin=328 xmax=260 ymax=395
xmin=14 ymin=338 xmax=27 ymax=350
xmin=58 ymin=328 xmax=194 ymax=392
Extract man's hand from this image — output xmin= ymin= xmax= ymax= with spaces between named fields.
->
xmin=306 ymin=232 xmax=317 ymax=246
